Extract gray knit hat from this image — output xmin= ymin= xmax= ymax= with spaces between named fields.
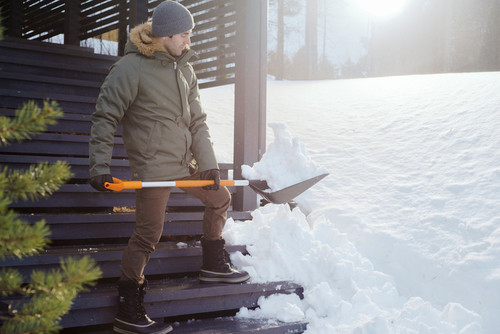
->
xmin=152 ymin=1 xmax=195 ymax=37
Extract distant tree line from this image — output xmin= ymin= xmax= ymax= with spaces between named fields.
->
xmin=369 ymin=0 xmax=500 ymax=77
xmin=268 ymin=0 xmax=500 ymax=80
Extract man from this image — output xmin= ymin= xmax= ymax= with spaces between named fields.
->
xmin=88 ymin=1 xmax=249 ymax=333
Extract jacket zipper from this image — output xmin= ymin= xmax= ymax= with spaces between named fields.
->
xmin=173 ymin=60 xmax=188 ymax=163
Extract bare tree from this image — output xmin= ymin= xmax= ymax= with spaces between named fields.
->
xmin=269 ymin=0 xmax=302 ymax=80
xmin=305 ymin=0 xmax=318 ymax=79
xmin=277 ymin=0 xmax=285 ymax=79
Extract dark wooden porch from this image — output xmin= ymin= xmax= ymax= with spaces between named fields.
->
xmin=0 ymin=1 xmax=307 ymax=333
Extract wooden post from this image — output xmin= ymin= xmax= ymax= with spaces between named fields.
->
xmin=118 ymin=2 xmax=129 ymax=56
xmin=7 ymin=0 xmax=23 ymax=38
xmin=233 ymin=0 xmax=267 ymax=211
xmin=305 ymin=0 xmax=318 ymax=79
xmin=276 ymin=0 xmax=284 ymax=80
xmin=129 ymin=0 xmax=149 ymax=27
xmin=64 ymin=0 xmax=81 ymax=45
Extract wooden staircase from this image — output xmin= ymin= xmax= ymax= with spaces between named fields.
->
xmin=0 ymin=37 xmax=307 ymax=333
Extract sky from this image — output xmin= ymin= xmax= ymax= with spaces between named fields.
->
xmin=200 ymin=71 xmax=500 ymax=333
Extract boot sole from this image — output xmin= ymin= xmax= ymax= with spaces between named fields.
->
xmin=199 ymin=270 xmax=250 ymax=283
xmin=113 ymin=327 xmax=173 ymax=334
xmin=113 ymin=318 xmax=173 ymax=334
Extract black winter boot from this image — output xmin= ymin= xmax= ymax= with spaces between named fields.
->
xmin=113 ymin=280 xmax=172 ymax=334
xmin=199 ymin=238 xmax=250 ymax=283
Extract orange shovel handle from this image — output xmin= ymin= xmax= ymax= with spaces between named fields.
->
xmin=175 ymin=180 xmax=237 ymax=187
xmin=104 ymin=178 xmax=243 ymax=191
xmin=104 ymin=177 xmax=142 ymax=191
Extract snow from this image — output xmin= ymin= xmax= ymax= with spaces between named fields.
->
xmin=241 ymin=123 xmax=329 ymax=193
xmin=200 ymin=72 xmax=500 ymax=334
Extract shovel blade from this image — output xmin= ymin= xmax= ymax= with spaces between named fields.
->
xmin=248 ymin=173 xmax=328 ymax=204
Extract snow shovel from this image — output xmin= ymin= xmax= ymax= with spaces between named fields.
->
xmin=104 ymin=173 xmax=328 ymax=205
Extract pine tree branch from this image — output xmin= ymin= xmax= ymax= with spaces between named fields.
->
xmin=0 ymin=212 xmax=50 ymax=260
xmin=1 ymin=257 xmax=101 ymax=334
xmin=1 ymin=162 xmax=73 ymax=203
xmin=0 ymin=100 xmax=63 ymax=146
xmin=23 ymin=257 xmax=102 ymax=296
xmin=0 ymin=267 xmax=24 ymax=297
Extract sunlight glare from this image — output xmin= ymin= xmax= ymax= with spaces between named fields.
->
xmin=355 ymin=0 xmax=407 ymax=17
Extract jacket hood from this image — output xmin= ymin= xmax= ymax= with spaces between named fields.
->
xmin=126 ymin=22 xmax=192 ymax=61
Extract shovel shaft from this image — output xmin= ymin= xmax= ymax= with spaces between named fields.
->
xmin=105 ymin=178 xmax=249 ymax=191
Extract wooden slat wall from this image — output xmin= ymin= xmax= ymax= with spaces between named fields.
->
xmin=80 ymin=0 xmax=121 ymax=40
xmin=184 ymin=0 xmax=236 ymax=88
xmin=0 ymin=0 xmax=237 ymax=88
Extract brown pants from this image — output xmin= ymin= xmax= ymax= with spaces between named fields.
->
xmin=120 ymin=172 xmax=231 ymax=283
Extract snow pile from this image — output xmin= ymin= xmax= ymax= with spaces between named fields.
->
xmin=241 ymin=122 xmax=328 ymax=194
xmin=223 ymin=125 xmax=482 ymax=334
xmin=202 ymin=72 xmax=500 ymax=333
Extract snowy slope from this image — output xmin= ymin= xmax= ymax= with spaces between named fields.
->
xmin=200 ymin=72 xmax=500 ymax=333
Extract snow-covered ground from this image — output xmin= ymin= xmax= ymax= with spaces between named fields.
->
xmin=201 ymin=72 xmax=500 ymax=334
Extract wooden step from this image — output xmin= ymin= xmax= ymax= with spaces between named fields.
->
xmin=1 ymin=241 xmax=248 ymax=282
xmin=17 ymin=211 xmax=251 ymax=240
xmin=0 ymin=153 xmax=131 ymax=182
xmin=1 ymin=108 xmax=98 ymax=135
xmin=0 ymin=53 xmax=109 ymax=82
xmin=0 ymin=88 xmax=97 ymax=113
xmin=8 ymin=183 xmax=245 ymax=209
xmin=0 ymin=37 xmax=116 ymax=100
xmin=61 ymin=278 xmax=303 ymax=328
xmin=58 ymin=318 xmax=307 ymax=334
xmin=0 ymin=132 xmax=126 ymax=158
xmin=0 ymin=109 xmax=122 ymax=136
xmin=171 ymin=318 xmax=307 ymax=334
xmin=0 ymin=71 xmax=102 ymax=98
xmin=0 ymin=154 xmax=234 ymax=184
xmin=0 ymin=37 xmax=117 ymax=65
xmin=1 ymin=37 xmax=95 ymax=54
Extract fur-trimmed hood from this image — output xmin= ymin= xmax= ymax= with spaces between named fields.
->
xmin=127 ymin=22 xmax=164 ymax=57
xmin=126 ymin=22 xmax=192 ymax=59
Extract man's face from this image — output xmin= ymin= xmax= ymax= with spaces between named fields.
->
xmin=162 ymin=30 xmax=192 ymax=57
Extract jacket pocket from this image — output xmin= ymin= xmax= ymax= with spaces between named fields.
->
xmin=144 ymin=121 xmax=161 ymax=159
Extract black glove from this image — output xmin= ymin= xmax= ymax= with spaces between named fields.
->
xmin=200 ymin=169 xmax=220 ymax=191
xmin=90 ymin=174 xmax=114 ymax=191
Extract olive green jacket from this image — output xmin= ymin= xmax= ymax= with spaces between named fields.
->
xmin=89 ymin=22 xmax=218 ymax=181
